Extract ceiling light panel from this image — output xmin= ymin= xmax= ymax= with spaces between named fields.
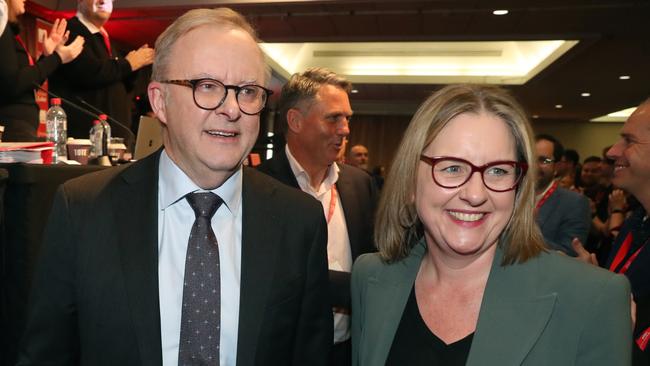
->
xmin=260 ymin=40 xmax=578 ymax=85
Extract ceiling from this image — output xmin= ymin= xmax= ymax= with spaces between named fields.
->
xmin=28 ymin=0 xmax=650 ymax=122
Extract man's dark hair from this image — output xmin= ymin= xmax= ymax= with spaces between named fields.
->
xmin=278 ymin=67 xmax=352 ymax=135
xmin=583 ymin=155 xmax=602 ymax=164
xmin=563 ymin=149 xmax=580 ymax=166
xmin=535 ymin=134 xmax=564 ymax=162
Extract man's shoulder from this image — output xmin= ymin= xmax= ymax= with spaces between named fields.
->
xmin=339 ymin=163 xmax=371 ymax=179
xmin=61 ymin=154 xmax=157 ymax=200
xmin=552 ymin=186 xmax=589 ymax=206
xmin=244 ymin=167 xmax=318 ymax=207
xmin=65 ymin=16 xmax=87 ymax=35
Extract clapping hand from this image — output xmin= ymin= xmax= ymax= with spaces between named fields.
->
xmin=55 ymin=35 xmax=85 ymax=64
xmin=125 ymin=44 xmax=155 ymax=71
xmin=42 ymin=19 xmax=68 ymax=57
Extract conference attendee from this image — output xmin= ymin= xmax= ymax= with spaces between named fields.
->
xmin=534 ymin=134 xmax=590 ymax=255
xmin=580 ymin=156 xmax=604 ymax=193
xmin=257 ymin=67 xmax=377 ymax=366
xmin=557 ymin=149 xmax=580 ymax=191
xmin=18 ymin=8 xmax=332 ymax=366
xmin=0 ymin=0 xmax=84 ymax=141
xmin=49 ymin=0 xmax=154 ymax=144
xmin=606 ymin=98 xmax=650 ymax=364
xmin=572 ymin=98 xmax=650 ymax=364
xmin=351 ymin=84 xmax=631 ymax=366
xmin=348 ymin=144 xmax=369 ymax=171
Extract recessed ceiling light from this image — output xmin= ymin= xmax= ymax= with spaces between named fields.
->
xmin=619 ymin=75 xmax=630 ymax=80
xmin=581 ymin=92 xmax=591 ymax=97
xmin=493 ymin=9 xmax=509 ymax=15
xmin=351 ymin=89 xmax=359 ymax=94
xmin=532 ymin=114 xmax=540 ymax=119
xmin=555 ymin=104 xmax=563 ymax=109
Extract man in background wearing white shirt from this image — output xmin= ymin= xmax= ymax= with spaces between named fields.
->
xmin=258 ymin=67 xmax=377 ymax=366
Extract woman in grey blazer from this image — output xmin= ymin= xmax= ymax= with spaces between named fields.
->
xmin=351 ymin=84 xmax=632 ymax=365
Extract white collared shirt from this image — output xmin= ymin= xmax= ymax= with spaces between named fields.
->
xmin=285 ymin=144 xmax=352 ymax=343
xmin=158 ymin=150 xmax=242 ymax=366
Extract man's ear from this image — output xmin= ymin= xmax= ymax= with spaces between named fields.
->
xmin=286 ymin=108 xmax=303 ymax=134
xmin=148 ymin=82 xmax=167 ymax=125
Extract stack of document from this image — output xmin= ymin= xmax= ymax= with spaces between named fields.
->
xmin=0 ymin=142 xmax=54 ymax=163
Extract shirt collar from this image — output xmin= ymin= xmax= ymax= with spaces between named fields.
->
xmin=76 ymin=11 xmax=103 ymax=35
xmin=285 ymin=144 xmax=339 ymax=196
xmin=535 ymin=179 xmax=557 ymax=202
xmin=159 ymin=149 xmax=242 ymax=215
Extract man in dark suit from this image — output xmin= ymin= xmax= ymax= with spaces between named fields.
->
xmin=17 ymin=8 xmax=332 ymax=366
xmin=49 ymin=0 xmax=154 ymax=143
xmin=534 ymin=134 xmax=590 ymax=256
xmin=257 ymin=68 xmax=377 ymax=366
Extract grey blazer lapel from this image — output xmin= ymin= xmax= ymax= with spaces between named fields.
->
xmin=113 ymin=152 xmax=163 ymax=366
xmin=360 ymin=241 xmax=425 ymax=365
xmin=467 ymin=248 xmax=556 ymax=366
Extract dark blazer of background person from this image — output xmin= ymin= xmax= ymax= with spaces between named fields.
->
xmin=17 ymin=150 xmax=333 ymax=366
xmin=352 ymin=241 xmax=632 ymax=366
xmin=0 ymin=23 xmax=61 ymax=141
xmin=258 ymin=147 xmax=377 ymax=308
xmin=48 ymin=16 xmax=136 ymax=141
xmin=536 ymin=186 xmax=591 ymax=256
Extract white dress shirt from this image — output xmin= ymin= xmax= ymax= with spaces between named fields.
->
xmin=158 ymin=150 xmax=242 ymax=366
xmin=285 ymin=144 xmax=352 ymax=343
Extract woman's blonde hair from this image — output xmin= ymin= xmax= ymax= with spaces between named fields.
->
xmin=376 ymin=84 xmax=545 ymax=265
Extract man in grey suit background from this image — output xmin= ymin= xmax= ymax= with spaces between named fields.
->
xmin=17 ymin=8 xmax=332 ymax=366
xmin=535 ymin=134 xmax=591 ymax=256
xmin=257 ymin=67 xmax=377 ymax=366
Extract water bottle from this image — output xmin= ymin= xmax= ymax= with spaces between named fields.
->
xmin=89 ymin=114 xmax=111 ymax=158
xmin=46 ymin=98 xmax=67 ymax=163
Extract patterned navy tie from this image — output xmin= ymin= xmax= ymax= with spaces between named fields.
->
xmin=178 ymin=192 xmax=223 ymax=366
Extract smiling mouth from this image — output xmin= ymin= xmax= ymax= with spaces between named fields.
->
xmin=206 ymin=130 xmax=237 ymax=137
xmin=448 ymin=211 xmax=485 ymax=222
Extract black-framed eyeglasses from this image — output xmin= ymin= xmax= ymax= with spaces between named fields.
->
xmin=537 ymin=156 xmax=555 ymax=165
xmin=420 ymin=155 xmax=528 ymax=192
xmin=160 ymin=78 xmax=273 ymax=115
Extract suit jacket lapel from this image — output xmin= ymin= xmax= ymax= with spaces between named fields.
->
xmin=361 ymin=241 xmax=425 ymax=365
xmin=113 ymin=152 xmax=163 ymax=366
xmin=236 ymin=168 xmax=281 ymax=366
xmin=335 ymin=166 xmax=361 ymax=258
xmin=268 ymin=148 xmax=300 ymax=189
xmin=467 ymin=248 xmax=556 ymax=366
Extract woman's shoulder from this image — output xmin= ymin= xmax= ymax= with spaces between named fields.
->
xmin=353 ymin=252 xmax=387 ymax=278
xmin=529 ymin=250 xmax=629 ymax=294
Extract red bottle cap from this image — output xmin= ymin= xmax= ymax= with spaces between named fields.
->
xmin=51 ymin=98 xmax=61 ymax=105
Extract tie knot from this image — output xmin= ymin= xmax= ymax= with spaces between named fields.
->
xmin=186 ymin=192 xmax=223 ymax=219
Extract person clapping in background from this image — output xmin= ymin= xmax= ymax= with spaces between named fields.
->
xmin=0 ymin=0 xmax=84 ymax=141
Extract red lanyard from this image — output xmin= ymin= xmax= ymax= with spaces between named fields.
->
xmin=637 ymin=326 xmax=650 ymax=351
xmin=99 ymin=28 xmax=112 ymax=57
xmin=326 ymin=185 xmax=337 ymax=224
xmin=15 ymin=35 xmax=34 ymax=66
xmin=609 ymin=232 xmax=648 ymax=274
xmin=535 ymin=180 xmax=558 ymax=213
